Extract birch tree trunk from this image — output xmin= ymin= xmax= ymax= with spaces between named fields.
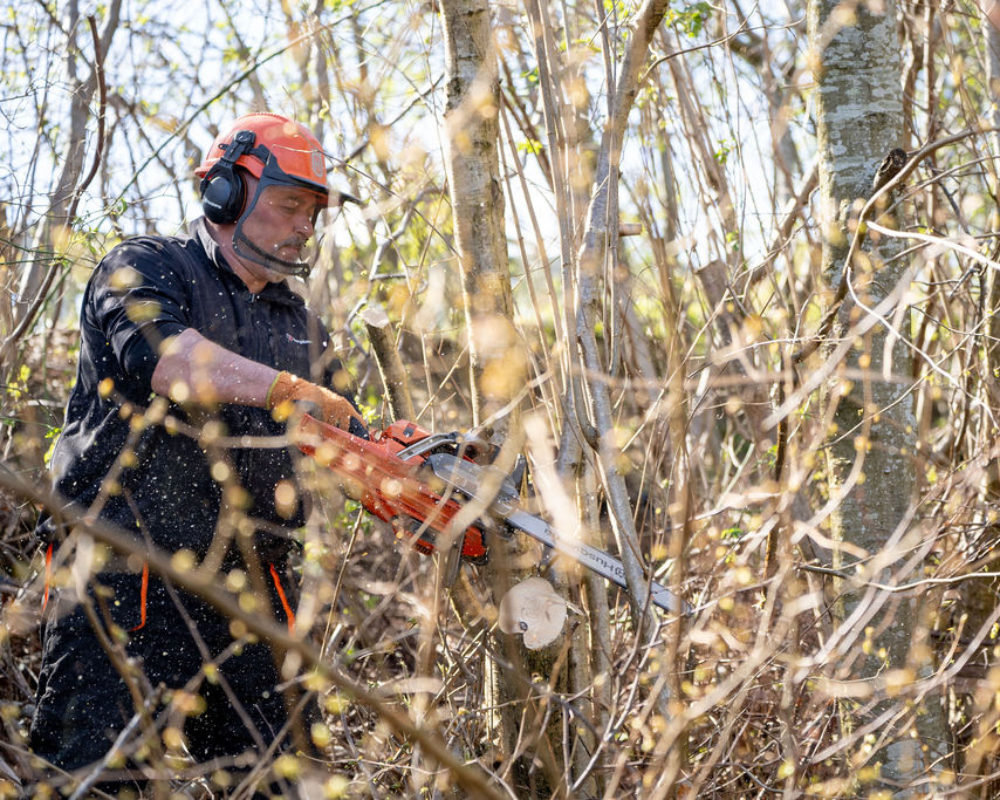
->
xmin=807 ymin=0 xmax=946 ymax=791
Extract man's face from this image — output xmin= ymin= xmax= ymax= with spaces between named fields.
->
xmin=239 ymin=180 xmax=327 ymax=264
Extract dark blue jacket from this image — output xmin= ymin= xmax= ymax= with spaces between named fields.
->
xmin=46 ymin=217 xmax=356 ymax=561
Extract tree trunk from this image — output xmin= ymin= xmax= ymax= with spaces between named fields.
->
xmin=568 ymin=0 xmax=683 ymax=787
xmin=361 ymin=305 xmax=415 ymax=421
xmin=573 ymin=0 xmax=671 ymax=634
xmin=438 ymin=0 xmax=549 ymax=791
xmin=960 ymin=6 xmax=1000 ymax=788
xmin=439 ymin=0 xmax=523 ymax=430
xmin=807 ymin=0 xmax=947 ymax=792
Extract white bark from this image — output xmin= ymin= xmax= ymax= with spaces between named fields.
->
xmin=808 ymin=0 xmax=947 ymax=793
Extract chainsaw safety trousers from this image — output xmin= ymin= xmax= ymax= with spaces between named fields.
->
xmin=30 ymin=573 xmax=310 ymax=794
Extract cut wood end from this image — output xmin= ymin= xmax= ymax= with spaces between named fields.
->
xmin=498 ymin=576 xmax=567 ymax=650
xmin=360 ymin=305 xmax=390 ymax=328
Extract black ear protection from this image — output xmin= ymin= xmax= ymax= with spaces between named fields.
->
xmin=199 ymin=130 xmax=257 ymax=224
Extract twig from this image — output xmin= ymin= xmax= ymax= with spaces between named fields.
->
xmin=798 ymin=563 xmax=1000 ymax=593
xmin=68 ymin=706 xmax=149 ymax=800
xmin=794 ymin=127 xmax=998 ymax=364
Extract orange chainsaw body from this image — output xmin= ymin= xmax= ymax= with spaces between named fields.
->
xmin=296 ymin=416 xmax=488 ymax=561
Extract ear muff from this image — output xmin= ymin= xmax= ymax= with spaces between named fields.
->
xmin=201 ymin=171 xmax=245 ymax=224
xmin=199 ymin=130 xmax=256 ymax=224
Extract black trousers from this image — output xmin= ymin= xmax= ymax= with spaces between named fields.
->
xmin=29 ymin=571 xmax=313 ymax=792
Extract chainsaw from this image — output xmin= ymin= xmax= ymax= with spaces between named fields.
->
xmin=296 ymin=415 xmax=686 ymax=614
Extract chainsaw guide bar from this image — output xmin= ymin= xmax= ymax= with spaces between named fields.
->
xmin=296 ymin=415 xmax=687 ymax=615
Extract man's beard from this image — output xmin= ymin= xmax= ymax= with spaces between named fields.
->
xmin=232 ymin=226 xmax=313 ymax=277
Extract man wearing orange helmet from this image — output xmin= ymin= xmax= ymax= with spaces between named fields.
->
xmin=30 ymin=113 xmax=361 ymax=795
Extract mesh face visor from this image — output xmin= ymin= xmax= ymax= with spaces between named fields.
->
xmin=233 ymin=152 xmax=329 ymax=277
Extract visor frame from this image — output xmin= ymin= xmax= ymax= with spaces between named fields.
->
xmin=231 ymin=152 xmax=330 ymax=278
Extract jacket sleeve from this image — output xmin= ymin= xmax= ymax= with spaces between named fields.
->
xmin=87 ymin=240 xmax=192 ymax=391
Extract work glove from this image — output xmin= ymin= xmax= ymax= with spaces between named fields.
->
xmin=266 ymin=371 xmax=365 ymax=432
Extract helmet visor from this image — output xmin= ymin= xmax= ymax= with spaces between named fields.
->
xmin=232 ymin=178 xmax=328 ymax=277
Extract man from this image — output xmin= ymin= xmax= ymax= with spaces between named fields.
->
xmin=29 ymin=112 xmax=363 ymax=795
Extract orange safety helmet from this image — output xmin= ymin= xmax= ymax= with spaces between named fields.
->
xmin=194 ymin=112 xmax=329 ymax=196
xmin=194 ymin=113 xmax=333 ymax=276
